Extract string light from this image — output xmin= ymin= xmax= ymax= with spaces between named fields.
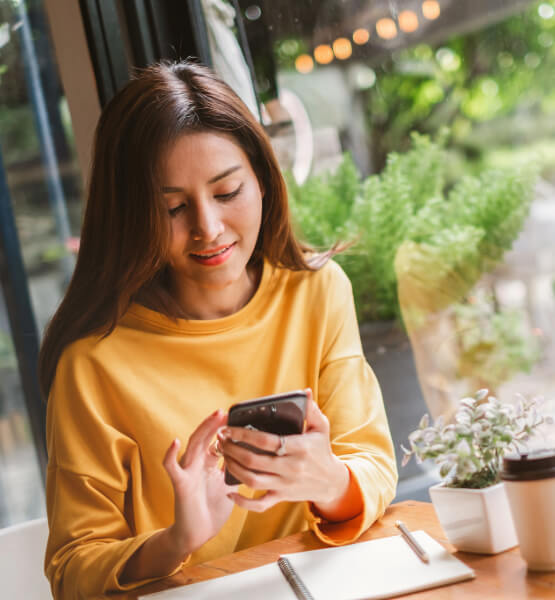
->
xmin=376 ymin=18 xmax=397 ymax=40
xmin=353 ymin=28 xmax=370 ymax=45
xmin=422 ymin=1 xmax=441 ymax=20
xmin=399 ymin=10 xmax=419 ymax=33
xmin=295 ymin=54 xmax=314 ymax=74
xmin=332 ymin=37 xmax=352 ymax=60
xmin=314 ymin=44 xmax=334 ymax=65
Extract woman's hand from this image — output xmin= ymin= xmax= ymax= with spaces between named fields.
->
xmin=220 ymin=390 xmax=352 ymax=517
xmin=163 ymin=409 xmax=237 ymax=558
xmin=121 ymin=409 xmax=236 ymax=583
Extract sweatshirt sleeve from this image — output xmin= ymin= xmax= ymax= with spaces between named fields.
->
xmin=305 ymin=262 xmax=398 ymax=545
xmin=44 ymin=344 xmax=183 ymax=599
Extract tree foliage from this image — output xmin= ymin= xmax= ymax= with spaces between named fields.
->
xmin=365 ymin=1 xmax=555 ymax=173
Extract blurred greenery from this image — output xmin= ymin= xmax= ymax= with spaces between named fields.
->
xmin=454 ymin=299 xmax=541 ymax=388
xmin=288 ymin=134 xmax=537 ymax=322
xmin=0 ymin=331 xmax=16 ymax=370
xmin=365 ymin=1 xmax=555 ymax=175
xmin=0 ymin=105 xmax=40 ymax=164
xmin=274 ymin=37 xmax=310 ymax=71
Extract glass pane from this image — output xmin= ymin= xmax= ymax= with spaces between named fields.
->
xmin=0 ymin=0 xmax=82 ymax=335
xmin=0 ymin=290 xmax=44 ymax=527
xmin=213 ymin=0 xmax=555 ymax=496
xmin=0 ymin=0 xmax=84 ymax=526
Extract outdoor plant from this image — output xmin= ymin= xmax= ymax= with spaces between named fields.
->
xmin=401 ymin=389 xmax=553 ymax=489
xmin=453 ymin=298 xmax=541 ymax=389
xmin=287 ymin=133 xmax=537 ymax=323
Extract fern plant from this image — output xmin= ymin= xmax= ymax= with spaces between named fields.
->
xmin=286 ymin=154 xmax=360 ymax=250
xmin=288 ymin=133 xmax=536 ymax=323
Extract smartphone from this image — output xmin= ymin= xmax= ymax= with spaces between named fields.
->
xmin=224 ymin=390 xmax=308 ymax=485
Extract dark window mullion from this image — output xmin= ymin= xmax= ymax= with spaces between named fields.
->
xmin=122 ymin=0 xmax=158 ymax=68
xmin=0 ymin=151 xmax=47 ymax=485
xmin=185 ymin=0 xmax=213 ymax=66
xmin=79 ymin=0 xmax=131 ymax=104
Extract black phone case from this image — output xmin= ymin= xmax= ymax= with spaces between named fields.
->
xmin=224 ymin=391 xmax=308 ymax=485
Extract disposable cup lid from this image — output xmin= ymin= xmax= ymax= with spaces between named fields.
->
xmin=501 ymin=449 xmax=555 ymax=481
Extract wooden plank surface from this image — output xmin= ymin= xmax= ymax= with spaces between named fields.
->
xmin=117 ymin=501 xmax=555 ymax=599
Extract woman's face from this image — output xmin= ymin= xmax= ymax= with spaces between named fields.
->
xmin=162 ymin=131 xmax=263 ymax=300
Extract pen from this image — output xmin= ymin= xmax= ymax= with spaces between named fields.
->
xmin=395 ymin=520 xmax=430 ymax=564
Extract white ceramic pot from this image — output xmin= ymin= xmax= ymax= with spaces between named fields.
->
xmin=429 ymin=481 xmax=518 ymax=554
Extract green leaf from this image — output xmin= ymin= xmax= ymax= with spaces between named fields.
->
xmin=288 ymin=134 xmax=536 ymax=324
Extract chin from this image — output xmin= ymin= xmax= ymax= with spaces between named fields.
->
xmin=188 ymin=263 xmax=246 ymax=287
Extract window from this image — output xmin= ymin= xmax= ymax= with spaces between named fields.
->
xmin=0 ymin=289 xmax=44 ymax=527
xmin=207 ymin=0 xmax=555 ymax=498
xmin=0 ymin=0 xmax=84 ymax=526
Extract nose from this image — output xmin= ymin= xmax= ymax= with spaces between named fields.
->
xmin=190 ymin=200 xmax=225 ymax=242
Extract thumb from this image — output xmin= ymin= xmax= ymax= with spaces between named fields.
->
xmin=305 ymin=391 xmax=329 ymax=434
xmin=163 ymin=438 xmax=182 ymax=485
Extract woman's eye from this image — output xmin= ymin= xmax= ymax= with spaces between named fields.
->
xmin=215 ymin=183 xmax=243 ymax=201
xmin=168 ymin=203 xmax=187 ymax=217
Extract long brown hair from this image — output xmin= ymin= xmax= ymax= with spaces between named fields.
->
xmin=38 ymin=60 xmax=322 ymax=400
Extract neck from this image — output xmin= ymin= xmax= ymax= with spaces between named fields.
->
xmin=171 ymin=263 xmax=262 ymax=320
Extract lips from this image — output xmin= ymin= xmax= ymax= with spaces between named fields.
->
xmin=191 ymin=244 xmax=231 ymax=258
xmin=190 ymin=242 xmax=236 ymax=265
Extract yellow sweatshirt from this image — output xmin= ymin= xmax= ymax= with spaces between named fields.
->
xmin=45 ymin=260 xmax=397 ymax=598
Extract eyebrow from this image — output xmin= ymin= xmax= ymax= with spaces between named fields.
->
xmin=162 ymin=165 xmax=242 ymax=193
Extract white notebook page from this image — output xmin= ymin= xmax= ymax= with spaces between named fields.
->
xmin=282 ymin=530 xmax=475 ymax=600
xmin=140 ymin=562 xmax=297 ymax=600
xmin=140 ymin=531 xmax=474 ymax=600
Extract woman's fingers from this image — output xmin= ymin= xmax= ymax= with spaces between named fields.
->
xmin=219 ymin=427 xmax=308 ymax=458
xmin=208 ymin=438 xmax=223 ymax=458
xmin=189 ymin=409 xmax=226 ymax=448
xmin=305 ymin=396 xmax=329 ymax=435
xmin=219 ymin=425 xmax=282 ymax=454
xmin=181 ymin=409 xmax=226 ymax=467
xmin=224 ymin=455 xmax=281 ymax=490
xmin=228 ymin=490 xmax=281 ymax=513
xmin=220 ymin=439 xmax=281 ymax=472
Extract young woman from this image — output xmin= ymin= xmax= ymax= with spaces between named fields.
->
xmin=40 ymin=61 xmax=397 ymax=599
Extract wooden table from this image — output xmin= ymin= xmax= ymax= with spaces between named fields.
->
xmin=121 ymin=501 xmax=554 ymax=599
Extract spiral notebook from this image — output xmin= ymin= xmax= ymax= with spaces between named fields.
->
xmin=141 ymin=531 xmax=475 ymax=600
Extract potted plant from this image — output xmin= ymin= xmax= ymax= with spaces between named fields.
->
xmin=401 ymin=389 xmax=553 ymax=553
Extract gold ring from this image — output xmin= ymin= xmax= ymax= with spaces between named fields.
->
xmin=209 ymin=439 xmax=223 ymax=457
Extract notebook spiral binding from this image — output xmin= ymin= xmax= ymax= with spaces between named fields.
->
xmin=278 ymin=557 xmax=315 ymax=600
